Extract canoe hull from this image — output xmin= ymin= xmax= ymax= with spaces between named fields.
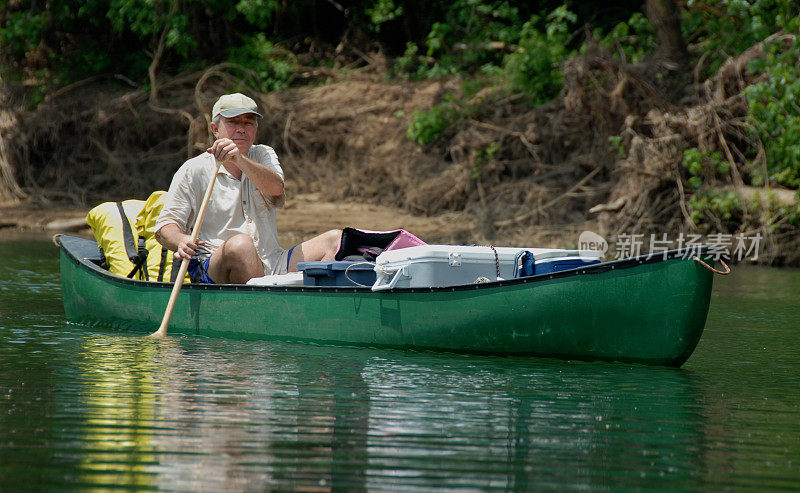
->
xmin=59 ymin=236 xmax=714 ymax=366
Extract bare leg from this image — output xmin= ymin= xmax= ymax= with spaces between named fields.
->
xmin=207 ymin=234 xmax=264 ymax=283
xmin=288 ymin=229 xmax=342 ymax=272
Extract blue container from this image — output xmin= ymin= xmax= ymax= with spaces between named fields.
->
xmin=297 ymin=261 xmax=377 ymax=287
xmin=533 ymin=257 xmax=600 ymax=275
xmin=515 ymin=252 xmax=601 ymax=277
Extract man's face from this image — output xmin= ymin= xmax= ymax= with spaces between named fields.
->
xmin=212 ymin=113 xmax=258 ymax=154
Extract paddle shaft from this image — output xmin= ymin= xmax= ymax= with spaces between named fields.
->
xmin=151 ymin=159 xmax=222 ymax=337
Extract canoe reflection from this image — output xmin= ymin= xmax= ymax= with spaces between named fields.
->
xmin=72 ymin=335 xmax=702 ymax=490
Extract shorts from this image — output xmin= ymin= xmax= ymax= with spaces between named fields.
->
xmin=188 ymin=257 xmax=215 ymax=284
xmin=272 ymin=246 xmax=295 ymax=275
xmin=189 ymin=246 xmax=295 ymax=283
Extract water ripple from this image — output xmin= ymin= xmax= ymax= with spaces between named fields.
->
xmin=2 ymin=243 xmax=800 ymax=490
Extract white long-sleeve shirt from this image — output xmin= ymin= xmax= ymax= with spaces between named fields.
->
xmin=155 ymin=145 xmax=288 ymax=275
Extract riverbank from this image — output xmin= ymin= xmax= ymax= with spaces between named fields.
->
xmin=2 ymin=195 xmax=788 ymax=269
xmin=3 ymin=53 xmax=798 ymax=265
xmin=0 ymin=194 xmax=477 ymax=248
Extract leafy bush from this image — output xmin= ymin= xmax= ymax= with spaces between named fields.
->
xmin=745 ymin=38 xmax=800 ymax=188
xmin=393 ymin=1 xmax=578 ymax=103
xmin=364 ymin=0 xmax=404 ymax=32
xmin=687 ymin=188 xmax=748 ymax=226
xmin=424 ymin=1 xmax=523 ymax=69
xmin=393 ymin=42 xmax=431 ymax=80
xmin=682 ymin=0 xmax=800 ymax=78
xmin=391 ymin=0 xmax=524 ymax=80
xmin=106 ymin=0 xmax=195 ymax=57
xmin=471 ymin=141 xmax=501 ymax=179
xmin=402 ymin=3 xmax=580 ymax=142
xmin=228 ymin=34 xmax=297 ymax=92
xmin=593 ymin=12 xmax=655 ymax=64
xmin=0 ymin=0 xmax=304 ymax=92
xmin=682 ymin=147 xmax=726 ymax=190
xmin=501 ymin=5 xmax=576 ymax=103
xmin=1 ymin=11 xmax=50 ymax=60
xmin=234 ymin=0 xmax=282 ymax=25
xmin=787 ymin=196 xmax=800 ymax=227
xmin=407 ymin=97 xmax=466 ymax=145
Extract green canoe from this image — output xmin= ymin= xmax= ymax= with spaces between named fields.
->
xmin=57 ymin=235 xmax=716 ymax=366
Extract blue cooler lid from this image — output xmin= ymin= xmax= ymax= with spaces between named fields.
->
xmin=533 ymin=257 xmax=600 ymax=275
xmin=297 ymin=261 xmax=375 ymax=276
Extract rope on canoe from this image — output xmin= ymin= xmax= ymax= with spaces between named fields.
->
xmin=693 ymin=256 xmax=731 ymax=275
xmin=479 ymin=244 xmax=500 ymax=279
xmin=344 ymin=261 xmax=376 ymax=288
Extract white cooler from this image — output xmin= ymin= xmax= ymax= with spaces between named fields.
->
xmin=371 ymin=245 xmax=602 ymax=290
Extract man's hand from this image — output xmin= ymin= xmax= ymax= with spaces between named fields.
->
xmin=206 ymin=137 xmax=284 ymax=197
xmin=175 ymin=234 xmax=205 ymax=261
xmin=156 ymin=224 xmax=205 ymax=261
xmin=207 ymin=138 xmax=242 ymax=164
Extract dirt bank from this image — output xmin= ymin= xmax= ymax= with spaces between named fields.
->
xmin=0 ymin=194 xmax=477 ymax=249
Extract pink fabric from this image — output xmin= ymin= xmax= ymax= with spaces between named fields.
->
xmin=334 ymin=227 xmax=427 ymax=261
xmin=385 ymin=229 xmax=427 ymax=251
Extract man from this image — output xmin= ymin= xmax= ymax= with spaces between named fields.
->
xmin=155 ymin=93 xmax=341 ymax=283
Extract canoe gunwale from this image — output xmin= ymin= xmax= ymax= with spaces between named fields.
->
xmin=58 ymin=235 xmax=715 ymax=293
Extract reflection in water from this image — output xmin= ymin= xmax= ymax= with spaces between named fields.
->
xmin=687 ymin=264 xmax=800 ymax=491
xmin=360 ymin=358 xmax=703 ymax=490
xmin=71 ymin=336 xmax=374 ymax=491
xmin=64 ymin=334 xmax=708 ymax=491
xmin=2 ymin=241 xmax=799 ymax=490
xmin=74 ymin=338 xmax=158 ymax=489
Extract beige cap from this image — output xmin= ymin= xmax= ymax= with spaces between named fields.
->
xmin=211 ymin=93 xmax=263 ymax=120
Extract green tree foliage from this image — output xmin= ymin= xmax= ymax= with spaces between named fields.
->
xmin=407 ymin=95 xmax=469 ymax=145
xmin=593 ymin=12 xmax=656 ymax=64
xmin=227 ymin=34 xmax=297 ymax=92
xmin=2 ymin=0 xmax=800 ymax=199
xmin=364 ymin=0 xmax=405 ymax=32
xmin=682 ymin=0 xmax=799 ymax=77
xmin=407 ymin=103 xmax=458 ymax=145
xmin=501 ymin=4 xmax=576 ymax=102
xmin=393 ymin=0 xmax=526 ymax=79
xmin=1 ymin=0 xmax=325 ymax=89
xmin=402 ymin=2 xmax=581 ymax=143
xmin=746 ymin=38 xmax=800 ymax=188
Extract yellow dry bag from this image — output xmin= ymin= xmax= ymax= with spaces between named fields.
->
xmin=136 ymin=191 xmax=190 ymax=283
xmin=86 ymin=200 xmax=148 ymax=279
xmin=86 ymin=192 xmax=190 ymax=283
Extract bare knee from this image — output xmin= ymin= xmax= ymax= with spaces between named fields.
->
xmin=222 ymin=234 xmax=256 ymax=259
xmin=289 ymin=229 xmax=342 ymax=269
xmin=214 ymin=234 xmax=263 ymax=283
xmin=325 ymin=229 xmax=342 ymax=245
xmin=322 ymin=229 xmax=342 ymax=260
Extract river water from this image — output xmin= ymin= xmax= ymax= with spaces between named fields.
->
xmin=1 ymin=240 xmax=798 ymax=491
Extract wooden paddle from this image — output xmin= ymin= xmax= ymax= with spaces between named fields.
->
xmin=150 ymin=159 xmax=222 ymax=338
